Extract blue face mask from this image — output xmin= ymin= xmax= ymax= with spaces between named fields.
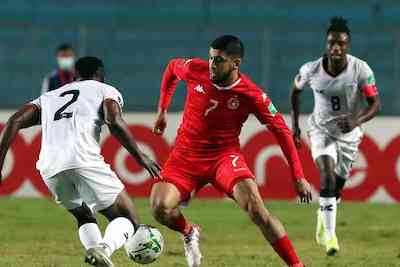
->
xmin=57 ymin=57 xmax=75 ymax=70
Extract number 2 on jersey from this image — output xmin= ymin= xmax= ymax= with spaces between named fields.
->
xmin=330 ymin=96 xmax=341 ymax=111
xmin=54 ymin=90 xmax=80 ymax=121
xmin=204 ymin=99 xmax=218 ymax=117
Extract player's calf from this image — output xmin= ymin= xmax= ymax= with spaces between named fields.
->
xmin=99 ymin=190 xmax=140 ymax=228
xmin=233 ymin=179 xmax=305 ymax=267
xmin=233 ymin=179 xmax=278 ymax=240
xmin=335 ymin=175 xmax=346 ymax=201
xmin=151 ymin=199 xmax=193 ymax=235
xmin=242 ymin=191 xmax=280 ymax=240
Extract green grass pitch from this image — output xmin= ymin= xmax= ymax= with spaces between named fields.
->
xmin=0 ymin=198 xmax=399 ymax=267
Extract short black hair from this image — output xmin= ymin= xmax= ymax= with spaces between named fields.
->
xmin=210 ymin=35 xmax=244 ymax=58
xmin=75 ymin=56 xmax=104 ymax=78
xmin=56 ymin=43 xmax=74 ymax=53
xmin=327 ymin=17 xmax=350 ymax=37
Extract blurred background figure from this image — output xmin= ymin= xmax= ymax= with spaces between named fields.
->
xmin=41 ymin=43 xmax=76 ymax=94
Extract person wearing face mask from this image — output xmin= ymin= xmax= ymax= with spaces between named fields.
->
xmin=41 ymin=43 xmax=76 ymax=94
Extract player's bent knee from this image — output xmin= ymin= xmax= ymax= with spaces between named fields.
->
xmin=150 ymin=182 xmax=181 ymax=221
xmin=150 ymin=198 xmax=174 ymax=223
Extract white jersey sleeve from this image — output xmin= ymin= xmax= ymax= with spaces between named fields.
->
xmin=103 ymin=85 xmax=124 ymax=109
xmin=30 ymin=97 xmax=42 ymax=108
xmin=294 ymin=62 xmax=313 ymax=90
xmin=358 ymin=61 xmax=378 ymax=96
xmin=41 ymin=76 xmax=49 ymax=95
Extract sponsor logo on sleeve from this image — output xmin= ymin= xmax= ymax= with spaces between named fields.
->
xmin=268 ymin=102 xmax=277 ymax=116
xmin=367 ymin=75 xmax=375 ymax=85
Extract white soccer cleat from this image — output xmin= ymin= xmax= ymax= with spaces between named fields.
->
xmin=183 ymin=225 xmax=203 ymax=267
xmin=315 ymin=209 xmax=326 ymax=246
xmin=85 ymin=245 xmax=114 ymax=267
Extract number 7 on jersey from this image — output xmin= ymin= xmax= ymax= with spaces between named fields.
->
xmin=204 ymin=99 xmax=218 ymax=117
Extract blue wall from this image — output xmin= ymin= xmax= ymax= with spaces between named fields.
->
xmin=0 ymin=0 xmax=399 ymax=114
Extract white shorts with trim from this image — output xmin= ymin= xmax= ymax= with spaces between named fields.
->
xmin=308 ymin=127 xmax=361 ymax=179
xmin=44 ymin=166 xmax=125 ymax=212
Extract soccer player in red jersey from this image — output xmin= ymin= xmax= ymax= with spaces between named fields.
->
xmin=151 ymin=35 xmax=312 ymax=267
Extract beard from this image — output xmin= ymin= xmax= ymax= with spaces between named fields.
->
xmin=211 ymin=69 xmax=233 ymax=85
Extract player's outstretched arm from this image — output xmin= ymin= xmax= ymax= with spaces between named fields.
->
xmin=266 ymin=113 xmax=312 ymax=203
xmin=0 ymin=104 xmax=40 ymax=182
xmin=103 ymin=99 xmax=161 ymax=178
xmin=290 ymin=84 xmax=303 ymax=148
xmin=154 ymin=58 xmax=192 ymax=135
xmin=253 ymin=91 xmax=312 ymax=202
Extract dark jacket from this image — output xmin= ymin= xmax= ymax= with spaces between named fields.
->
xmin=41 ymin=69 xmax=76 ymax=94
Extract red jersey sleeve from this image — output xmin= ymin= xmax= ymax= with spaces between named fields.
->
xmin=158 ymin=58 xmax=193 ymax=111
xmin=251 ymin=89 xmax=305 ymax=181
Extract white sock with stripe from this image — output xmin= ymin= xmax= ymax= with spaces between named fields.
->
xmin=319 ymin=197 xmax=337 ymax=241
xmin=102 ymin=217 xmax=135 ymax=257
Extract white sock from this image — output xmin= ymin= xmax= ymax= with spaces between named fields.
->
xmin=79 ymin=223 xmax=102 ymax=250
xmin=102 ymin=217 xmax=135 ymax=257
xmin=319 ymin=197 xmax=337 ymax=241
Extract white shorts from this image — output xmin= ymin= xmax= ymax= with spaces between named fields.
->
xmin=44 ymin=166 xmax=125 ymax=212
xmin=308 ymin=128 xmax=361 ymax=179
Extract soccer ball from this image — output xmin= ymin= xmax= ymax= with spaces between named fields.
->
xmin=124 ymin=224 xmax=164 ymax=264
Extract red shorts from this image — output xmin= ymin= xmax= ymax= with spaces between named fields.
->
xmin=157 ymin=148 xmax=255 ymax=202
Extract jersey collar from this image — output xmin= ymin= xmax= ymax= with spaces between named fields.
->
xmin=212 ymin=78 xmax=242 ymax=90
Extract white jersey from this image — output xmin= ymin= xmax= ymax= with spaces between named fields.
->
xmin=294 ymin=54 xmax=377 ymax=142
xmin=31 ymin=80 xmax=123 ymax=179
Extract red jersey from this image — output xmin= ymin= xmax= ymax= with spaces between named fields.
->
xmin=159 ymin=58 xmax=304 ymax=181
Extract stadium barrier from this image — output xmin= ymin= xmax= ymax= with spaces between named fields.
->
xmin=0 ymin=112 xmax=398 ymax=203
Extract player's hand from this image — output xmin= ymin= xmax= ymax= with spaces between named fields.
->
xmin=292 ymin=126 xmax=302 ymax=148
xmin=294 ymin=178 xmax=312 ymax=203
xmin=140 ymin=153 xmax=162 ymax=179
xmin=153 ymin=110 xmax=167 ymax=136
xmin=336 ymin=114 xmax=358 ymax=134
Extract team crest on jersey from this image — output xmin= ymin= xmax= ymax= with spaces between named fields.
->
xmin=227 ymin=97 xmax=240 ymax=110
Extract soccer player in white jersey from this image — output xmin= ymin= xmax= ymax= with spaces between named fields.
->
xmin=290 ymin=17 xmax=380 ymax=256
xmin=0 ymin=57 xmax=161 ymax=267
